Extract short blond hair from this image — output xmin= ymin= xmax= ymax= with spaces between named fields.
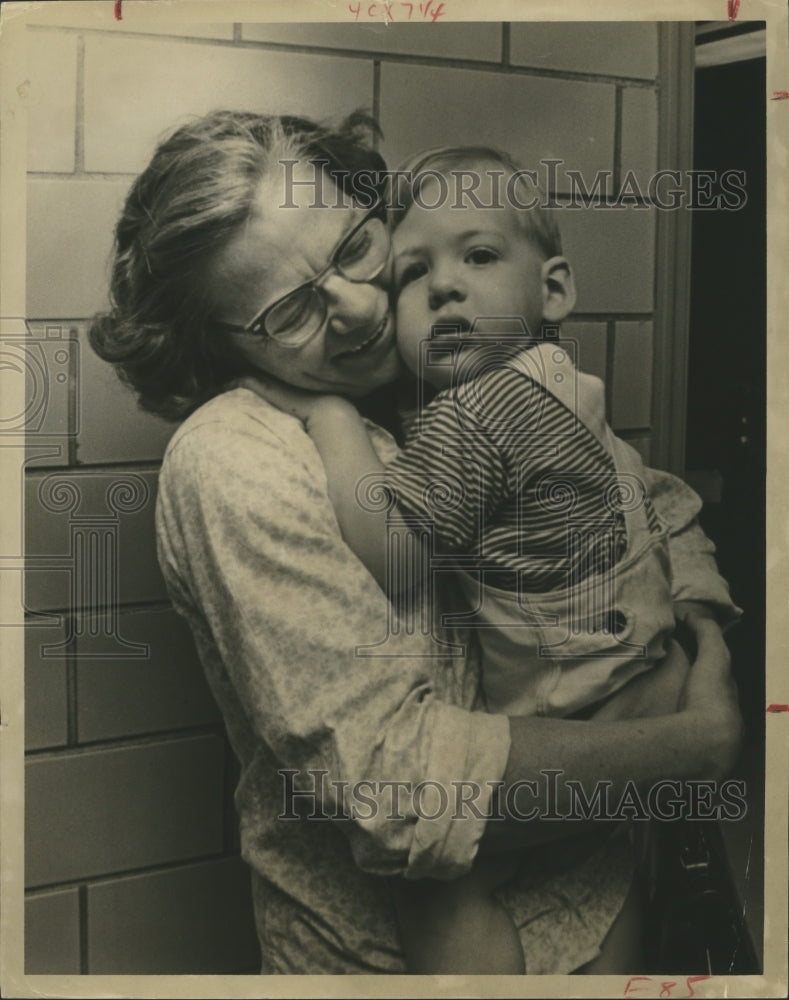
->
xmin=389 ymin=145 xmax=562 ymax=260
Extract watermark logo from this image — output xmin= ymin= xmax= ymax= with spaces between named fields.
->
xmin=278 ymin=769 xmax=748 ymax=823
xmin=278 ymin=159 xmax=748 ymax=212
xmin=1 ymin=318 xmax=150 ymax=658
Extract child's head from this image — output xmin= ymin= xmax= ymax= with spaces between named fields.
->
xmin=389 ymin=146 xmax=576 ymax=387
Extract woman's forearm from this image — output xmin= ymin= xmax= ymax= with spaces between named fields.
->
xmin=481 ymin=619 xmax=743 ymax=851
xmin=478 ymin=708 xmax=736 ymax=852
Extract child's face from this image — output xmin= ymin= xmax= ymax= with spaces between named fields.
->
xmin=393 ymin=178 xmax=548 ymax=388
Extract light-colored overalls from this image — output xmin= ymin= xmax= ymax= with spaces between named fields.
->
xmin=454 ymin=343 xmax=677 ymax=718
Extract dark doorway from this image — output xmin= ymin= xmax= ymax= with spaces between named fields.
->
xmin=685 ymin=46 xmax=766 ymax=972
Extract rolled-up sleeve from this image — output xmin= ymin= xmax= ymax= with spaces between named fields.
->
xmin=156 ymin=392 xmax=511 ymax=880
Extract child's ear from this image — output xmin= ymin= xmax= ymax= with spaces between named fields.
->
xmin=541 ymin=257 xmax=577 ymax=322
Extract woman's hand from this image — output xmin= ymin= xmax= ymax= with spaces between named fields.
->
xmin=234 ymin=375 xmax=352 ymax=430
xmin=678 ymin=616 xmax=744 ymax=779
xmin=593 ymin=616 xmax=743 ymax=780
xmin=590 ymin=604 xmax=727 ymax=724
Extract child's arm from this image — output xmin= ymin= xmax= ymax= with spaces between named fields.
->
xmin=236 ymin=377 xmax=411 ymax=590
xmin=237 ymin=371 xmax=515 ymax=590
xmin=305 ymin=395 xmax=414 ymax=589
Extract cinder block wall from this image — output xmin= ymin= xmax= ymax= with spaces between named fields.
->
xmin=25 ymin=19 xmax=662 ymax=974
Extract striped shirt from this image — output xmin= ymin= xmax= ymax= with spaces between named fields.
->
xmin=386 ymin=359 xmax=653 ymax=592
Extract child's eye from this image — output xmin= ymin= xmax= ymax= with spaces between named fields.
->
xmin=398 ymin=261 xmax=427 ymax=288
xmin=465 ymin=247 xmax=499 ymax=265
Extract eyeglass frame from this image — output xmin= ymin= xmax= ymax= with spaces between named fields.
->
xmin=214 ymin=196 xmax=391 ymax=349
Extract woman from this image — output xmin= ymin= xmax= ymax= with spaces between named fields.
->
xmin=90 ymin=109 xmax=743 ymax=975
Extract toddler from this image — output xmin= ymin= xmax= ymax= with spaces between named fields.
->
xmin=380 ymin=148 xmax=677 ymax=723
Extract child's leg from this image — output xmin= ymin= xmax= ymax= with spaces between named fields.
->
xmin=572 ymin=875 xmax=644 ymax=974
xmin=392 ymin=853 xmax=524 ymax=974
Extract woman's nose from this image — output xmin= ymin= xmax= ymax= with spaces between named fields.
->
xmin=428 ymin=265 xmax=466 ymax=310
xmin=321 ymin=273 xmax=381 ymax=336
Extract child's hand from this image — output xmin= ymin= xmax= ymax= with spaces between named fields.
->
xmin=234 ymin=375 xmax=348 ymax=429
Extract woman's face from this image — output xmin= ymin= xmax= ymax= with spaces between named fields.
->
xmin=210 ymin=167 xmax=402 ymax=396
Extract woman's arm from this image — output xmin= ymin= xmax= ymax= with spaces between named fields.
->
xmin=157 ymin=392 xmax=507 ymax=880
xmin=480 ymin=617 xmax=742 ymax=853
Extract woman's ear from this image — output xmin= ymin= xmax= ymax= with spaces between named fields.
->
xmin=541 ymin=256 xmax=577 ymax=322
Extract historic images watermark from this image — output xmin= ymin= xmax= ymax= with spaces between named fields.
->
xmin=279 ymin=159 xmax=748 ymax=212
xmin=278 ymin=768 xmax=748 ymax=823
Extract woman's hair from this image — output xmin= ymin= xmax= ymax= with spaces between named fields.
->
xmin=389 ymin=145 xmax=562 ymax=260
xmin=89 ymin=109 xmax=386 ymax=421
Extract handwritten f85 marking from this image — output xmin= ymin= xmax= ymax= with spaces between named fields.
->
xmin=623 ymin=976 xmax=711 ymax=998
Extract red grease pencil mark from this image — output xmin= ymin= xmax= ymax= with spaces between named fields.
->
xmin=766 ymin=704 xmax=789 ymax=713
xmin=771 ymin=91 xmax=789 ymax=100
xmin=686 ymin=978 xmax=712 ymax=997
xmin=114 ymin=0 xmax=123 ymax=20
xmin=622 ymin=976 xmax=711 ymax=997
xmin=623 ymin=978 xmax=649 ymax=996
xmin=728 ymin=0 xmax=740 ymax=20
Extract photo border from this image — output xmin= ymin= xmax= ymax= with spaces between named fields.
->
xmin=1 ymin=1 xmax=786 ymax=997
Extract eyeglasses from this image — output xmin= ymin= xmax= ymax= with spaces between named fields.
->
xmin=217 ymin=199 xmax=391 ymax=349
